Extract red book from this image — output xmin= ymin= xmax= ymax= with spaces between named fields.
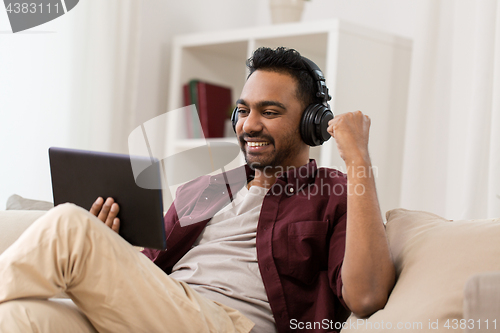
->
xmin=182 ymin=84 xmax=193 ymax=138
xmin=196 ymin=81 xmax=232 ymax=138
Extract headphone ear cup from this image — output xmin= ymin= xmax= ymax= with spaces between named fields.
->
xmin=318 ymin=108 xmax=334 ymax=144
xmin=300 ymin=104 xmax=317 ymax=146
xmin=231 ymin=107 xmax=239 ymax=133
xmin=300 ymin=104 xmax=334 ymax=146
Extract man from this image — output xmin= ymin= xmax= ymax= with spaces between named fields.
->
xmin=0 ymin=47 xmax=394 ymax=332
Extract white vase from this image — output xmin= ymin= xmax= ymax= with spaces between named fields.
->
xmin=269 ymin=0 xmax=305 ymax=24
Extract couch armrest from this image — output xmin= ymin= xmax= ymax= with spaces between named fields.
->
xmin=464 ymin=272 xmax=500 ymax=332
xmin=0 ymin=210 xmax=46 ymax=255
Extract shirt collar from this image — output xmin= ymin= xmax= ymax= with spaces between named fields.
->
xmin=274 ymin=159 xmax=318 ymax=190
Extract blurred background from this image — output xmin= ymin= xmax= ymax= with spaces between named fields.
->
xmin=1 ymin=0 xmax=499 ymax=219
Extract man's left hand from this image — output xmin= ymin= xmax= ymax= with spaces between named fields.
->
xmin=89 ymin=197 xmax=120 ymax=233
xmin=327 ymin=110 xmax=371 ymax=164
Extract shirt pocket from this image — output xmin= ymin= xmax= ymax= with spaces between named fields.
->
xmin=287 ymin=220 xmax=329 ymax=285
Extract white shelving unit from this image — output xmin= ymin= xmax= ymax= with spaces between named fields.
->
xmin=166 ymin=19 xmax=412 ymax=215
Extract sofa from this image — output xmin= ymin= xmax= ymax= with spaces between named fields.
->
xmin=1 ymin=195 xmax=500 ymax=332
xmin=341 ymin=209 xmax=500 ymax=333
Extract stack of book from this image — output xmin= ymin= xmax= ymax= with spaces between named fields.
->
xmin=183 ymin=80 xmax=233 ymax=139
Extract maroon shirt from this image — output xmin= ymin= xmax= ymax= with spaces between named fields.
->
xmin=142 ymin=160 xmax=351 ymax=332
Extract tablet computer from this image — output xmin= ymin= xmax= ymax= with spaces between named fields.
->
xmin=49 ymin=147 xmax=166 ymax=250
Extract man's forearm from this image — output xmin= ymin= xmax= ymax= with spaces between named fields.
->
xmin=341 ymin=156 xmax=395 ymax=318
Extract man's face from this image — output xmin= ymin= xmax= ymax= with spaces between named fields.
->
xmin=235 ymin=70 xmax=309 ymax=170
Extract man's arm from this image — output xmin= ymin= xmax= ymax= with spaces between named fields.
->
xmin=328 ymin=111 xmax=395 ymax=318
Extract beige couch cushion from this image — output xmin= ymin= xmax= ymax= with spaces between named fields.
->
xmin=0 ymin=210 xmax=46 ymax=255
xmin=342 ymin=209 xmax=500 ymax=332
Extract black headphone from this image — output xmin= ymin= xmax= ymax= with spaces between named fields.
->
xmin=231 ymin=56 xmax=334 ymax=146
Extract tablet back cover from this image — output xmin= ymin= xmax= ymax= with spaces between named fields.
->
xmin=49 ymin=147 xmax=166 ymax=250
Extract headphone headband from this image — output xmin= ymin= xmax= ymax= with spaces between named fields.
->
xmin=300 ymin=56 xmax=332 ymax=108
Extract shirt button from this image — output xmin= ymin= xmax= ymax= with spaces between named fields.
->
xmin=222 ymin=191 xmax=225 ymax=194
xmin=289 ymin=187 xmax=294 ymax=193
xmin=205 ymin=197 xmax=208 ymax=200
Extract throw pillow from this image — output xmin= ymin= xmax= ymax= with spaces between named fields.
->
xmin=6 ymin=194 xmax=54 ymax=211
xmin=341 ymin=209 xmax=500 ymax=333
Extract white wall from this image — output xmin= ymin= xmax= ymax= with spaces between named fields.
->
xmin=0 ymin=0 xmax=421 ymax=208
xmin=301 ymin=0 xmax=422 ymax=39
xmin=0 ymin=11 xmax=74 ymax=207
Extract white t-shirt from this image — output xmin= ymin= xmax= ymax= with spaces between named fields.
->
xmin=169 ymin=185 xmax=277 ymax=332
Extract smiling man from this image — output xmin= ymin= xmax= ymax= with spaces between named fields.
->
xmin=143 ymin=47 xmax=395 ymax=332
xmin=0 ymin=47 xmax=394 ymax=333
xmin=235 ymin=47 xmax=395 ymax=323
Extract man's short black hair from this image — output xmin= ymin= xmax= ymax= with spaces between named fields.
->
xmin=246 ymin=47 xmax=320 ymax=109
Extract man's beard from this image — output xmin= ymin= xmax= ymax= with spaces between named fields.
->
xmin=239 ymin=128 xmax=302 ymax=170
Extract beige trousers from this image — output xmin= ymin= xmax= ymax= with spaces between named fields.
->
xmin=0 ymin=204 xmax=254 ymax=333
